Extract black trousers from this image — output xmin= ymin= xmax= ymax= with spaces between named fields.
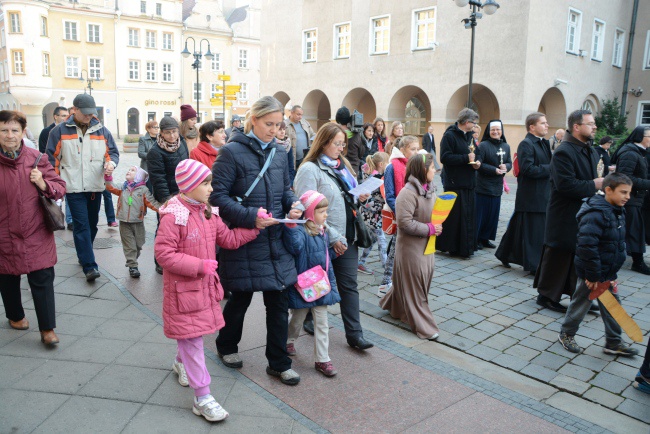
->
xmin=534 ymin=246 xmax=576 ymax=302
xmin=216 ymin=289 xmax=291 ymax=372
xmin=332 ymin=243 xmax=363 ymax=340
xmin=0 ymin=267 xmax=56 ymax=331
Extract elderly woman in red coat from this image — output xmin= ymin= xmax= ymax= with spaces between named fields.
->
xmin=0 ymin=111 xmax=66 ymax=345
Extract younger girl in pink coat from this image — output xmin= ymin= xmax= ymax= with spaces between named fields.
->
xmin=154 ymin=159 xmax=259 ymax=422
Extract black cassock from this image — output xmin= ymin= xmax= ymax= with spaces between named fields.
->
xmin=475 ymin=138 xmax=512 ymax=243
xmin=496 ymin=134 xmax=551 ymax=272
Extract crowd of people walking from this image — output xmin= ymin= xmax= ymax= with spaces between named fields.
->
xmin=2 ymin=94 xmax=650 ymax=422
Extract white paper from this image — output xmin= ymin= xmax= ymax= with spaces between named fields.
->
xmin=274 ymin=218 xmax=308 ymax=224
xmin=348 ymin=177 xmax=384 ymax=197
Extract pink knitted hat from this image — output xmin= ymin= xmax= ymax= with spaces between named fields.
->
xmin=175 ymin=159 xmax=211 ymax=193
xmin=299 ymin=190 xmax=327 ymax=221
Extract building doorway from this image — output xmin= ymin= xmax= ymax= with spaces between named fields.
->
xmin=127 ymin=108 xmax=139 ymax=134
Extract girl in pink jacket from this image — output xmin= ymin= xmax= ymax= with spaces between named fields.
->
xmin=154 ymin=159 xmax=259 ymax=422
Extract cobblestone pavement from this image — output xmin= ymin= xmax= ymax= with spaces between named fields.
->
xmin=9 ymin=146 xmax=640 ymax=433
xmin=356 ymin=175 xmax=650 ymax=424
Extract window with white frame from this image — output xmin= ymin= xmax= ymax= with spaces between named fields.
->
xmin=211 ymin=83 xmax=220 ymax=98
xmin=41 ymin=16 xmax=48 ymax=37
xmin=64 ymin=21 xmax=78 ymax=41
xmin=89 ymin=57 xmax=101 ymax=79
xmin=239 ymin=49 xmax=248 ymax=68
xmin=140 ymin=1 xmax=146 ymax=14
xmin=146 ymin=31 xmax=156 ymax=48
xmin=591 ymin=19 xmax=605 ymax=61
xmin=12 ymin=50 xmax=24 ymax=74
xmin=612 ymin=29 xmax=624 ymax=67
xmin=566 ymin=9 xmax=582 ymax=54
xmin=129 ymin=60 xmax=140 ymax=80
xmin=9 ymin=12 xmax=21 ymax=33
xmin=162 ymin=32 xmax=172 ymax=50
xmin=334 ymin=23 xmax=351 ymax=59
xmin=65 ymin=55 xmax=80 ymax=78
xmin=193 ymin=83 xmax=203 ymax=101
xmin=146 ymin=61 xmax=156 ymax=81
xmin=87 ymin=23 xmax=101 ymax=43
xmin=128 ymin=28 xmax=139 ymax=47
xmin=211 ymin=53 xmax=221 ymax=72
xmin=43 ymin=53 xmax=50 ymax=76
xmin=162 ymin=63 xmax=172 ymax=82
xmin=303 ymin=29 xmax=317 ymax=62
xmin=156 ymin=3 xmax=162 ymax=16
xmin=412 ymin=8 xmax=436 ymax=50
xmin=639 ymin=102 xmax=650 ymax=125
xmin=644 ymin=31 xmax=650 ymax=70
xmin=239 ymin=83 xmax=248 ymax=100
xmin=370 ymin=16 xmax=390 ymax=55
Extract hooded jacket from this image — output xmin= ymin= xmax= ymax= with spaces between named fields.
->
xmin=210 ymin=130 xmax=299 ymax=292
xmin=574 ymin=194 xmax=626 ymax=282
xmin=439 ymin=123 xmax=476 ymax=190
xmin=46 ymin=115 xmax=119 ymax=193
xmin=105 ymin=174 xmax=161 ymax=223
xmin=155 ymin=196 xmax=259 ymax=339
xmin=0 ymin=145 xmax=66 ymax=275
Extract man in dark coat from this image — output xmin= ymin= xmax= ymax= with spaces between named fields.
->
xmin=534 ymin=110 xmax=603 ymax=312
xmin=436 ymin=108 xmax=481 ymax=258
xmin=422 ymin=125 xmax=441 ymax=171
xmin=475 ymin=119 xmax=512 ymax=248
xmin=496 ymin=113 xmax=551 ymax=273
xmin=612 ymin=126 xmax=650 ymax=274
xmin=39 ymin=106 xmax=68 ymax=153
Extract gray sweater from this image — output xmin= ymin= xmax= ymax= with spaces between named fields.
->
xmin=294 ymin=159 xmax=357 ymax=246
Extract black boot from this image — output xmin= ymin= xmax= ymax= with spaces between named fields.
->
xmin=631 ymin=253 xmax=650 ymax=275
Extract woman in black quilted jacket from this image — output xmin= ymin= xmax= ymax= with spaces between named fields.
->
xmin=210 ymin=96 xmax=303 ymax=386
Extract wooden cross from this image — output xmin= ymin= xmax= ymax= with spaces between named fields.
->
xmin=496 ymin=148 xmax=505 ymax=165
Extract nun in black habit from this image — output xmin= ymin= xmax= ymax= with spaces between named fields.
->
xmin=495 ymin=126 xmax=552 ymax=273
xmin=611 ymin=126 xmax=650 ymax=274
xmin=475 ymin=120 xmax=512 ymax=248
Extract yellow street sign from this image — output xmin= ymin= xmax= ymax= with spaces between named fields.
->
xmin=211 ymin=102 xmax=232 ymax=107
xmin=225 ymin=95 xmax=237 ymax=101
xmin=225 ymin=85 xmax=241 ymax=91
xmin=224 ymin=90 xmax=239 ymax=96
xmin=218 ymin=74 xmax=231 ymax=81
xmin=210 ymin=98 xmax=221 ymax=103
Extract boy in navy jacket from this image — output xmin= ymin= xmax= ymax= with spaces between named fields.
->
xmin=558 ymin=173 xmax=638 ymax=357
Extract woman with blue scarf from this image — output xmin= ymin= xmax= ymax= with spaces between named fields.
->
xmin=210 ymin=96 xmax=304 ymax=386
xmin=294 ymin=122 xmax=375 ymax=351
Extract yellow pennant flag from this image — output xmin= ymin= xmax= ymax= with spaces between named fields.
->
xmin=424 ymin=192 xmax=458 ymax=255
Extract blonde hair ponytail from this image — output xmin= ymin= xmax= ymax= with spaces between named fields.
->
xmin=244 ymin=96 xmax=283 ymax=134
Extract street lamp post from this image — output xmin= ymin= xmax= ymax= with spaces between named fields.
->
xmin=79 ymin=69 xmax=98 ymax=96
xmin=454 ymin=0 xmax=500 ymax=108
xmin=181 ymin=37 xmax=214 ymax=122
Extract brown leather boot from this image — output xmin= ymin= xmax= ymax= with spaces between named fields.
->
xmin=9 ymin=318 xmax=29 ymax=330
xmin=40 ymin=330 xmax=59 ymax=345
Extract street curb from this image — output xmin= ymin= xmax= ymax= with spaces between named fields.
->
xmin=99 ymin=266 xmax=329 ymax=434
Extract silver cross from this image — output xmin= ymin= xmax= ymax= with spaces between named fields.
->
xmin=496 ymin=148 xmax=505 ymax=165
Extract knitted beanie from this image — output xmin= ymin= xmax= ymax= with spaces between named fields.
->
xmin=159 ymin=116 xmax=179 ymax=131
xmin=299 ymin=190 xmax=327 ymax=222
xmin=180 ymin=104 xmax=198 ymax=121
xmin=175 ymin=159 xmax=211 ymax=193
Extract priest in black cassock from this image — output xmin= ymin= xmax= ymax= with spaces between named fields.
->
xmin=475 ymin=120 xmax=512 ymax=249
xmin=437 ymin=108 xmax=481 ymax=258
xmin=611 ymin=126 xmax=650 ymax=274
xmin=533 ymin=110 xmax=602 ymax=312
xmin=495 ymin=113 xmax=551 ymax=274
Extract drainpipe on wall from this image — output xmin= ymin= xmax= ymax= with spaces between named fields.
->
xmin=621 ymin=0 xmax=639 ymax=117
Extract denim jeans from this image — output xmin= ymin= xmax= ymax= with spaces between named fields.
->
xmin=561 ymin=279 xmax=622 ymax=346
xmin=359 ymin=227 xmax=387 ymax=267
xmin=102 ymin=189 xmax=116 ymax=223
xmin=66 ymin=192 xmax=102 ymax=273
xmin=216 ymin=290 xmax=292 ymax=372
xmin=641 ymin=339 xmax=650 ymax=377
xmin=65 ymin=197 xmax=73 ymax=225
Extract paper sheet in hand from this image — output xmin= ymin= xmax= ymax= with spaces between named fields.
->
xmin=348 ymin=177 xmax=384 ymax=197
xmin=274 ymin=219 xmax=308 ymax=224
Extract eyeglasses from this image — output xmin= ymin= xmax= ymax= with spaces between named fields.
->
xmin=150 ymin=126 xmax=160 ymax=129
xmin=332 ymin=142 xmax=346 ymax=148
xmin=579 ymin=122 xmax=597 ymax=127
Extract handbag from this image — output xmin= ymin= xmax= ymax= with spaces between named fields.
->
xmin=295 ymin=236 xmax=331 ymax=302
xmin=381 ymin=204 xmax=397 ymax=235
xmin=33 ymin=154 xmax=65 ymax=232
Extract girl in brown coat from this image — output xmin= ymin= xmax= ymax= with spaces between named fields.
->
xmin=379 ymin=153 xmax=442 ymax=340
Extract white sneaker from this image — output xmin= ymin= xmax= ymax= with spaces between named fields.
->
xmin=377 ymin=283 xmax=392 ymax=297
xmin=193 ymin=395 xmax=228 ymax=422
xmin=427 ymin=333 xmax=439 ymax=341
xmin=172 ymin=360 xmax=189 ymax=387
